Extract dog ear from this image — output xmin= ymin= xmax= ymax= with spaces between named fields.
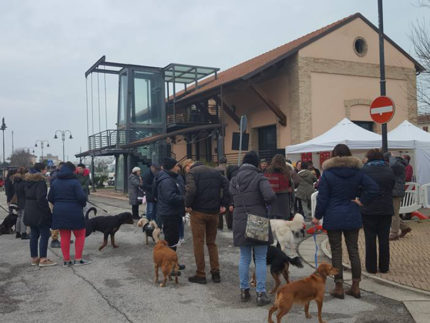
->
xmin=317 ymin=263 xmax=330 ymax=278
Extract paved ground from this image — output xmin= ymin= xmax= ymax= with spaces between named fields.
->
xmin=329 ymin=220 xmax=430 ymax=292
xmin=0 ymin=194 xmax=416 ymax=322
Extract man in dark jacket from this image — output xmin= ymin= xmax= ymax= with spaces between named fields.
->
xmin=142 ymin=163 xmax=160 ymax=223
xmin=384 ymin=153 xmax=411 ymax=240
xmin=214 ymin=157 xmax=231 ymax=230
xmin=13 ymin=169 xmax=29 ymax=239
xmin=24 ymin=163 xmax=56 ymax=267
xmin=5 ymin=168 xmax=17 ymax=205
xmin=156 ymin=157 xmax=184 ymax=253
xmin=76 ymin=163 xmax=90 ymax=196
xmin=185 ymin=161 xmax=230 ymax=284
xmin=361 ymin=149 xmax=395 ymax=274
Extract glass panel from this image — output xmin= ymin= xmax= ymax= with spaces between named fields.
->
xmin=118 ymin=73 xmax=127 ymax=126
xmin=115 ymin=155 xmax=124 ymax=191
xmin=133 ymin=71 xmax=163 ymax=125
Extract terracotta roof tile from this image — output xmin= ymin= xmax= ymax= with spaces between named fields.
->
xmin=177 ymin=12 xmax=423 ymax=102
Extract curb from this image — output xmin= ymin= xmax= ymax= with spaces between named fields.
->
xmin=320 ymin=237 xmax=430 ymax=297
xmin=91 ymin=191 xmax=128 ymax=201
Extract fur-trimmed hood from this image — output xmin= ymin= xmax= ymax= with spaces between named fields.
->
xmin=322 ymin=156 xmax=362 ymax=171
xmin=25 ymin=172 xmax=46 ymax=182
xmin=12 ymin=173 xmax=24 ymax=183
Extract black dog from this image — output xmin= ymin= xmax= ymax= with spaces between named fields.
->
xmin=0 ymin=205 xmax=18 ymax=235
xmin=251 ymin=245 xmax=303 ymax=294
xmin=84 ymin=208 xmax=134 ymax=251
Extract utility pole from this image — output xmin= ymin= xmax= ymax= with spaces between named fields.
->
xmin=11 ymin=130 xmax=14 ymax=154
xmin=378 ymin=0 xmax=388 ymax=152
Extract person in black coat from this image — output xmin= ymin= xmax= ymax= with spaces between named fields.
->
xmin=155 ymin=157 xmax=184 ymax=251
xmin=23 ymin=163 xmax=57 ymax=267
xmin=48 ymin=162 xmax=88 ymax=266
xmin=13 ymin=168 xmax=29 ymax=239
xmin=142 ymin=164 xmax=160 ymax=223
xmin=5 ymin=168 xmax=17 ymax=204
xmin=361 ymin=149 xmax=395 ymax=274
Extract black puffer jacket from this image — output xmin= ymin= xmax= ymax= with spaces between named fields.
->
xmin=142 ymin=168 xmax=156 ymax=202
xmin=389 ymin=156 xmax=406 ymax=198
xmin=155 ymin=170 xmax=184 ymax=219
xmin=13 ymin=173 xmax=26 ymax=209
xmin=23 ymin=172 xmax=52 ymax=227
xmin=230 ymin=164 xmax=276 ymax=246
xmin=185 ymin=163 xmax=230 ymax=214
xmin=361 ymin=160 xmax=395 ymax=216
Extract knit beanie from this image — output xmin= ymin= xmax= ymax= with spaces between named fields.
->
xmin=162 ymin=157 xmax=178 ymax=170
xmin=242 ymin=151 xmax=259 ymax=168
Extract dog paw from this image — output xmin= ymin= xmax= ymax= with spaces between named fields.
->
xmin=159 ymin=283 xmax=166 ymax=287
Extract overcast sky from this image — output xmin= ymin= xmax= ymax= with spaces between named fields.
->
xmin=0 ymin=0 xmax=427 ymax=163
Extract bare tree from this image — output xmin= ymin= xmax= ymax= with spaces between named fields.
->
xmin=10 ymin=149 xmax=34 ymax=168
xmin=411 ymin=1 xmax=430 ymax=112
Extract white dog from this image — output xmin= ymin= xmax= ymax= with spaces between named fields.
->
xmin=270 ymin=213 xmax=305 ymax=255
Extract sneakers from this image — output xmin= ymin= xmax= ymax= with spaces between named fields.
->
xmin=50 ymin=240 xmax=61 ymax=248
xmin=256 ymin=292 xmax=271 ymax=306
xmin=399 ymin=227 xmax=412 ymax=238
xmin=211 ymin=272 xmax=221 ymax=283
xmin=188 ymin=275 xmax=207 ymax=284
xmin=74 ymin=259 xmax=92 ymax=266
xmin=63 ymin=261 xmax=73 ymax=267
xmin=389 ymin=234 xmax=399 ymax=241
xmin=39 ymin=259 xmax=57 ymax=267
xmin=21 ymin=233 xmax=30 ymax=240
xmin=240 ymin=288 xmax=250 ymax=302
xmin=31 ymin=258 xmax=40 ymax=266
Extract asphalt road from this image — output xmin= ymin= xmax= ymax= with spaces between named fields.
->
xmin=0 ymin=195 xmax=414 ymax=323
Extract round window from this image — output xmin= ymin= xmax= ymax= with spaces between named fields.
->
xmin=353 ymin=37 xmax=367 ymax=57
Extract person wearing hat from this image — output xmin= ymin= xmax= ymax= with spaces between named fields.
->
xmin=155 ymin=157 xmax=185 ymax=253
xmin=128 ymin=166 xmax=143 ymax=220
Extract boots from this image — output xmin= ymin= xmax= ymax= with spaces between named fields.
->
xmin=330 ymin=282 xmax=344 ymax=299
xmin=345 ymin=280 xmax=361 ymax=299
xmin=256 ymin=292 xmax=271 ymax=306
xmin=240 ymin=289 xmax=250 ymax=302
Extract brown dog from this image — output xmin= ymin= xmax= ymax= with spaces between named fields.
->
xmin=268 ymin=263 xmax=338 ymax=323
xmin=153 ymin=240 xmax=179 ymax=287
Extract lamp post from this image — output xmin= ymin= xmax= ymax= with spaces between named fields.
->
xmin=34 ymin=140 xmax=50 ymax=162
xmin=1 ymin=118 xmax=6 ymax=178
xmin=54 ymin=130 xmax=73 ymax=161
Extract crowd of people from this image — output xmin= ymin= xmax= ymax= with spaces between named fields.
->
xmin=2 ymin=145 xmax=414 ymax=305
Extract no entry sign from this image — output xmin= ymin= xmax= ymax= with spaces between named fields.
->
xmin=370 ymin=96 xmax=395 ymax=124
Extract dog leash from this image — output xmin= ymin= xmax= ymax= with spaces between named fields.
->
xmin=313 ymin=225 xmax=319 ymax=268
xmin=87 ymin=200 xmax=109 ymax=213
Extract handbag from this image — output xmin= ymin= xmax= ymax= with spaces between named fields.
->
xmin=236 ymin=181 xmax=270 ymax=243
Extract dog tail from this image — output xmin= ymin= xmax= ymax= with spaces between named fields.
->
xmin=85 ymin=207 xmax=97 ymax=220
xmin=284 ymin=255 xmax=303 ymax=268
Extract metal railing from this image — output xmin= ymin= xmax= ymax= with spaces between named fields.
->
xmin=88 ymin=129 xmax=152 ymax=151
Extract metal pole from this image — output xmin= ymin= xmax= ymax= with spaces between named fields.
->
xmin=41 ymin=142 xmax=44 ymax=161
xmin=238 ymin=130 xmax=243 ymax=166
xmin=62 ymin=135 xmax=65 ymax=161
xmin=11 ymin=130 xmax=14 ymax=153
xmin=378 ymin=0 xmax=388 ymax=152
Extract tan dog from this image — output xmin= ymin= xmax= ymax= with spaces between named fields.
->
xmin=153 ymin=240 xmax=179 ymax=287
xmin=137 ymin=218 xmax=161 ymax=244
xmin=268 ymin=263 xmax=338 ymax=323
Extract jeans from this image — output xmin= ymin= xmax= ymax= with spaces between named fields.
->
xmin=146 ymin=202 xmax=156 ymax=221
xmin=239 ymin=245 xmax=268 ymax=293
xmin=30 ymin=224 xmax=51 ymax=258
xmin=327 ymin=229 xmax=361 ymax=283
xmin=190 ymin=211 xmax=220 ymax=277
xmin=16 ymin=209 xmax=27 ymax=234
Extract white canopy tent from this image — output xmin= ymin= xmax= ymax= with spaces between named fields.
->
xmin=286 ymin=118 xmax=382 ymax=154
xmin=388 ymin=120 xmax=430 ymax=185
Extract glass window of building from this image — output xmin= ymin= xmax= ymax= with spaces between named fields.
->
xmin=118 ymin=73 xmax=128 ymax=126
xmin=133 ymin=71 xmax=163 ymax=125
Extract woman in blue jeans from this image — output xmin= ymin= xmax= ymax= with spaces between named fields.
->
xmin=23 ymin=163 xmax=57 ymax=267
xmin=230 ymin=151 xmax=276 ymax=306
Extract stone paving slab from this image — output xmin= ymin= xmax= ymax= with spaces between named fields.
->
xmin=325 ymin=220 xmax=430 ymax=293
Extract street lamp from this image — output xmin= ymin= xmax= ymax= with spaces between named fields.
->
xmin=54 ymin=130 xmax=73 ymax=161
xmin=1 ymin=117 xmax=6 ymax=177
xmin=34 ymin=140 xmax=50 ymax=162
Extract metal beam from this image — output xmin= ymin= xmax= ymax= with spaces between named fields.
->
xmin=216 ymin=96 xmax=240 ymax=126
xmin=249 ymin=83 xmax=286 ymax=126
xmin=85 ymin=56 xmax=106 ymax=77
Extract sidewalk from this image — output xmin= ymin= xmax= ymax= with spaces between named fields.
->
xmin=91 ymin=188 xmax=128 ymax=201
xmin=298 ymin=228 xmax=430 ymax=323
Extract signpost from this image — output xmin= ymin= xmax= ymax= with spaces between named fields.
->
xmin=378 ymin=0 xmax=388 ymax=152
